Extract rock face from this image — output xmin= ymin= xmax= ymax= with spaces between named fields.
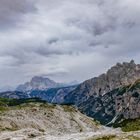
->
xmin=65 ymin=60 xmax=140 ymax=124
xmin=74 ymin=79 xmax=140 ymax=125
xmin=16 ymin=76 xmax=59 ymax=92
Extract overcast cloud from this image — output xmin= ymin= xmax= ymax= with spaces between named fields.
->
xmin=0 ymin=0 xmax=140 ymax=87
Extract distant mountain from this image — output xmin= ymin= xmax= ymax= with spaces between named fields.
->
xmin=15 ymin=76 xmax=77 ymax=103
xmin=64 ymin=60 xmax=140 ymax=124
xmin=0 ymin=85 xmax=15 ymax=92
xmin=16 ymin=76 xmax=59 ymax=92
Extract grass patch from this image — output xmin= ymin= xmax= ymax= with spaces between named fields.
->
xmin=113 ymin=118 xmax=140 ymax=132
xmin=0 ymin=106 xmax=8 ymax=111
xmin=0 ymin=97 xmax=46 ymax=107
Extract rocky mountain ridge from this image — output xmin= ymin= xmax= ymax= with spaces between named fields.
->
xmin=64 ymin=60 xmax=140 ymax=124
xmin=65 ymin=60 xmax=140 ymax=102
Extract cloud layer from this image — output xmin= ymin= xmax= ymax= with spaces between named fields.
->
xmin=0 ymin=0 xmax=140 ymax=86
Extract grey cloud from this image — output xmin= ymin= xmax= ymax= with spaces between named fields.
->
xmin=0 ymin=0 xmax=36 ymax=30
xmin=0 ymin=0 xmax=140 ymax=86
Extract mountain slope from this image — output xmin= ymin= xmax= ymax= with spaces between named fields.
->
xmin=28 ymin=85 xmax=77 ymax=104
xmin=77 ymin=79 xmax=140 ymax=125
xmin=64 ymin=60 xmax=140 ymax=124
xmin=0 ymin=85 xmax=77 ymax=104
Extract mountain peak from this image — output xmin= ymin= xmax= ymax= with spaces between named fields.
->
xmin=31 ymin=76 xmax=50 ymax=81
xmin=111 ymin=60 xmax=136 ymax=70
xmin=31 ymin=76 xmax=56 ymax=85
xmin=16 ymin=76 xmax=58 ymax=92
xmin=96 ymin=60 xmax=140 ymax=95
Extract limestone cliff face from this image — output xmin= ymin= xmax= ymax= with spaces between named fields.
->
xmin=66 ymin=60 xmax=140 ymax=103
xmin=65 ymin=60 xmax=140 ymax=124
xmin=114 ymin=80 xmax=140 ymax=120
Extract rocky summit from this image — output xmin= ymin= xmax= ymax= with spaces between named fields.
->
xmin=16 ymin=76 xmax=59 ymax=92
xmin=64 ymin=60 xmax=140 ymax=124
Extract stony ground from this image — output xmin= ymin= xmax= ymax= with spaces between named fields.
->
xmin=0 ymin=102 xmax=102 ymax=140
xmin=1 ymin=127 xmax=140 ymax=140
xmin=0 ymin=102 xmax=140 ymax=140
xmin=0 ymin=127 xmax=119 ymax=140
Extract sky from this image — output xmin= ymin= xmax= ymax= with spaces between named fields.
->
xmin=0 ymin=0 xmax=140 ymax=87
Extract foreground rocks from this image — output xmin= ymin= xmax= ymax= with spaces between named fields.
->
xmin=1 ymin=126 xmax=140 ymax=140
xmin=0 ymin=102 xmax=101 ymax=140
